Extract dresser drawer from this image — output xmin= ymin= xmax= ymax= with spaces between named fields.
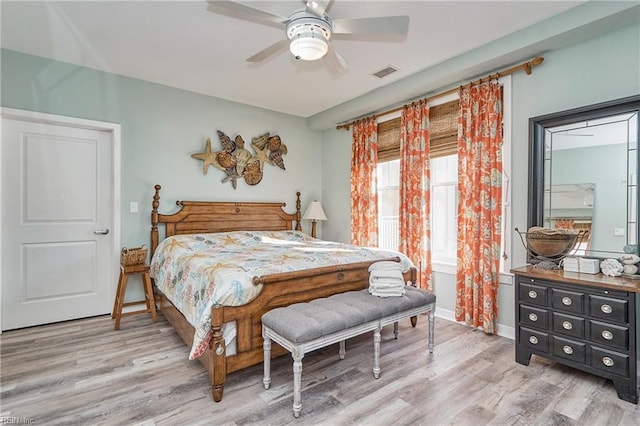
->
xmin=589 ymin=320 xmax=629 ymax=350
xmin=519 ymin=282 xmax=548 ymax=307
xmin=552 ymin=336 xmax=586 ymax=364
xmin=589 ymin=295 xmax=628 ymax=324
xmin=520 ymin=305 xmax=549 ymax=329
xmin=551 ymin=288 xmax=584 ymax=314
xmin=519 ymin=326 xmax=549 ymax=352
xmin=590 ymin=346 xmax=630 ymax=378
xmin=552 ymin=312 xmax=585 ymax=339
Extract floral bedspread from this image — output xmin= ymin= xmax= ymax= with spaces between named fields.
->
xmin=149 ymin=230 xmax=414 ymax=359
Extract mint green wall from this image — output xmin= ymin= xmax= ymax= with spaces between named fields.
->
xmin=510 ymin=23 xmax=640 ymax=265
xmin=321 ymin=22 xmax=640 ymax=333
xmin=2 ymin=21 xmax=639 ymax=333
xmin=1 ymin=49 xmax=325 ymax=250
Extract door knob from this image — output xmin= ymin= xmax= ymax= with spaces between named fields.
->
xmin=94 ymin=229 xmax=110 ymax=235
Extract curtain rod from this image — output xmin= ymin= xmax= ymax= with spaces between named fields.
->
xmin=336 ymin=56 xmax=544 ymax=131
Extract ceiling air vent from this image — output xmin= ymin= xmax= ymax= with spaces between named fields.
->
xmin=372 ymin=65 xmax=399 ymax=79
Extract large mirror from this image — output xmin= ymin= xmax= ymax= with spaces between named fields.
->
xmin=529 ymin=95 xmax=640 ymax=257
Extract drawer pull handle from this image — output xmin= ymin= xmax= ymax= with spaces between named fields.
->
xmin=562 ymin=321 xmax=573 ymax=330
xmin=601 ymin=304 xmax=612 ymax=314
xmin=561 ymin=297 xmax=572 ymax=306
xmin=528 ymin=290 xmax=538 ymax=299
xmin=602 ymin=330 xmax=614 ymax=340
xmin=528 ymin=313 xmax=538 ymax=322
xmin=529 ymin=336 xmax=539 ymax=345
xmin=563 ymin=345 xmax=574 ymax=355
xmin=602 ymin=356 xmax=615 ymax=367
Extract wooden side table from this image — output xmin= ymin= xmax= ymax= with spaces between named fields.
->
xmin=112 ymin=263 xmax=157 ymax=330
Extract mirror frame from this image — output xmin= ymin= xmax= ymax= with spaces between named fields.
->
xmin=528 ymin=94 xmax=640 ymax=257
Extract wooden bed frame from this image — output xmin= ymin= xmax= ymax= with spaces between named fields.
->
xmin=150 ymin=184 xmax=417 ymax=402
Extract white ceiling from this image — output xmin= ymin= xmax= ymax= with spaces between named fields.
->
xmin=550 ymin=112 xmax=639 ymax=150
xmin=0 ymin=1 xmax=636 ymax=124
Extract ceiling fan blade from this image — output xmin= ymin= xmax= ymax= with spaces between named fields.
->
xmin=325 ymin=43 xmax=348 ymax=73
xmin=302 ymin=0 xmax=332 ymax=17
xmin=246 ymin=39 xmax=290 ymax=63
xmin=206 ymin=0 xmax=287 ymax=30
xmin=332 ymin=15 xmax=409 ymax=35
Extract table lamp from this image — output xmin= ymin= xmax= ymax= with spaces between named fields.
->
xmin=302 ymin=201 xmax=327 ymax=238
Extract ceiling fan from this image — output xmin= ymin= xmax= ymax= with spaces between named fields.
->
xmin=205 ymin=0 xmax=409 ymax=72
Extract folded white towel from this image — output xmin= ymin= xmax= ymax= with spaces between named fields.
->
xmin=369 ymin=276 xmax=405 ymax=287
xmin=369 ymin=273 xmax=404 ymax=283
xmin=369 ymin=270 xmax=403 ymax=279
xmin=368 ymin=285 xmax=406 ymax=297
xmin=368 ymin=261 xmax=404 ymax=272
xmin=370 ymin=285 xmax=405 ymax=293
xmin=368 ymin=260 xmax=407 ymax=297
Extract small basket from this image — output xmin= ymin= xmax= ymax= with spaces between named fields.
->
xmin=121 ymin=245 xmax=148 ymax=266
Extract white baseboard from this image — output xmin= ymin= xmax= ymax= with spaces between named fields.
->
xmin=435 ymin=307 xmax=515 ymax=340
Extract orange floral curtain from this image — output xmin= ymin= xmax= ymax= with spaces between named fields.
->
xmin=350 ymin=117 xmax=379 ymax=246
xmin=455 ymin=82 xmax=503 ymax=333
xmin=399 ymin=102 xmax=432 ymax=290
xmin=555 ymin=219 xmax=575 ymax=229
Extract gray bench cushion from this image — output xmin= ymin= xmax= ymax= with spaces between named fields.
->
xmin=262 ymin=287 xmax=435 ymax=344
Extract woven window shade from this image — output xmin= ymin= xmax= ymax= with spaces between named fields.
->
xmin=377 ymin=117 xmax=401 ymax=162
xmin=376 ymin=100 xmax=460 ymax=162
xmin=429 ymin=100 xmax=459 ymax=158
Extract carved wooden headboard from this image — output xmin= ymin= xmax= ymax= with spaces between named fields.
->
xmin=150 ymin=184 xmax=302 ymax=255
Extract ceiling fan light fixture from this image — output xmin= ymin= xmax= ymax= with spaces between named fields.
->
xmin=207 ymin=2 xmax=409 ymax=70
xmin=289 ymin=32 xmax=328 ymax=61
xmin=286 ymin=11 xmax=332 ymax=61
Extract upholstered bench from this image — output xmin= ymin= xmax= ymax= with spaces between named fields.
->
xmin=261 ymin=286 xmax=436 ymax=417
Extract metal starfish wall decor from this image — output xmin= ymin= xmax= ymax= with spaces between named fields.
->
xmin=191 ymin=130 xmax=287 ymax=189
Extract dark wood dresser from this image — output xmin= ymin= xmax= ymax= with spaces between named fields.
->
xmin=512 ymin=265 xmax=640 ymax=404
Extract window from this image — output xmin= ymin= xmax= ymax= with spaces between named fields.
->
xmin=376 ymin=155 xmax=458 ymax=262
xmin=430 ymin=155 xmax=458 ymax=263
xmin=374 ymin=77 xmax=512 ymax=276
xmin=377 ymin=160 xmax=400 ymax=251
xmin=376 ymin=98 xmax=460 ymax=259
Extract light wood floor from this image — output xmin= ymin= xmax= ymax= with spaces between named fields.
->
xmin=1 ymin=313 xmax=638 ymax=426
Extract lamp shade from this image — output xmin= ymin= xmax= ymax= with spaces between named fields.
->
xmin=303 ymin=201 xmax=327 ymax=221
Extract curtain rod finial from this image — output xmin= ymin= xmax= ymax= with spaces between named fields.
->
xmin=525 ymin=56 xmax=544 ymax=74
xmin=531 ymin=57 xmax=544 ymax=67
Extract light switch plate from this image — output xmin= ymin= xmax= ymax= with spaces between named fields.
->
xmin=129 ymin=201 xmax=139 ymax=213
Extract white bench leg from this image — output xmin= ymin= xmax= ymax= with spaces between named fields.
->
xmin=373 ymin=327 xmax=381 ymax=379
xmin=292 ymin=347 xmax=304 ymax=418
xmin=428 ymin=307 xmax=435 ymax=353
xmin=339 ymin=340 xmax=346 ymax=360
xmin=263 ymin=334 xmax=271 ymax=389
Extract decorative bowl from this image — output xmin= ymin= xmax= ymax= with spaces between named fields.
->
xmin=526 ymin=227 xmax=580 ymax=259
xmin=516 ymin=227 xmax=587 ymax=264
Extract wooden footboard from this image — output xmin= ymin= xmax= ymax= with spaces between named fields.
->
xmin=149 ymin=184 xmax=417 ymax=402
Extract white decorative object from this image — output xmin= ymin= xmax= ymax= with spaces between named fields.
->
xmin=623 ymin=264 xmax=638 ymax=275
xmin=619 ymin=254 xmax=640 ymax=265
xmin=563 ymin=257 xmax=600 ymax=274
xmin=601 ymin=259 xmax=623 ymax=277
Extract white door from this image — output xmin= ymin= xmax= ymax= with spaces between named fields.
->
xmin=2 ymin=112 xmax=116 ymax=330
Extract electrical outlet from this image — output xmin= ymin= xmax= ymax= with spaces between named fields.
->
xmin=614 ymin=227 xmax=625 ymax=237
xmin=129 ymin=201 xmax=139 ymax=213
